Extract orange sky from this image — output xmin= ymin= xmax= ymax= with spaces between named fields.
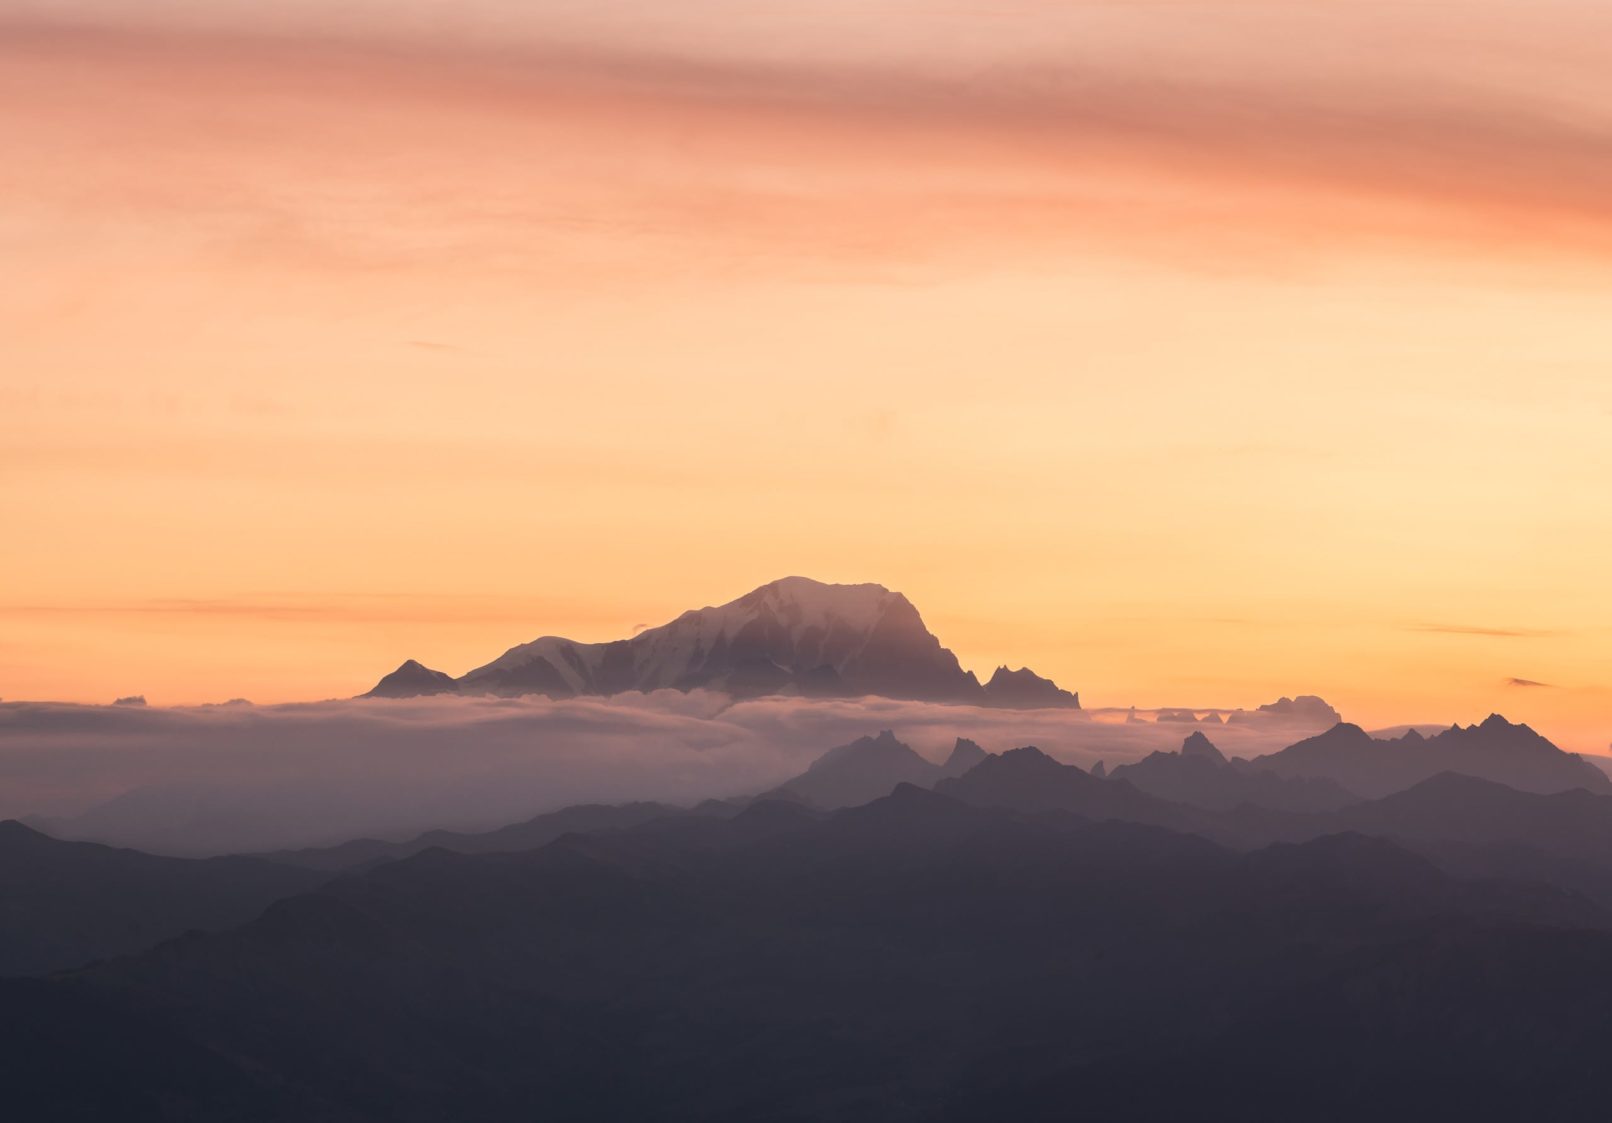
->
xmin=3 ymin=2 xmax=1610 ymax=750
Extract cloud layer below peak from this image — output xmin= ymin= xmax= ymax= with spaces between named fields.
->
xmin=2 ymin=693 xmax=1322 ymax=855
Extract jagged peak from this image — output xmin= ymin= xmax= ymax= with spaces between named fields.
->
xmin=1227 ymin=695 xmax=1342 ymax=727
xmin=1180 ymin=731 xmax=1227 ymax=765
xmin=994 ymin=745 xmax=1062 ymax=770
xmin=944 ymin=737 xmax=987 ymax=762
xmin=981 ymin=665 xmax=1080 ymax=710
xmin=805 ymin=730 xmax=918 ymax=774
xmin=1436 ymin=714 xmax=1544 ymax=742
xmin=363 ymin=659 xmax=457 ymax=699
xmin=1321 ymin=721 xmax=1371 ymax=738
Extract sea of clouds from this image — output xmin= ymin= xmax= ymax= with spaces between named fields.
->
xmin=0 ymin=693 xmax=1326 ymax=856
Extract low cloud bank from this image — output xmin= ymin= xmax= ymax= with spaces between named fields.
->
xmin=1 ymin=694 xmax=1322 ymax=855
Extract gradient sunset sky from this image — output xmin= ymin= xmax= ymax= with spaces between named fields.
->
xmin=4 ymin=2 xmax=1610 ymax=748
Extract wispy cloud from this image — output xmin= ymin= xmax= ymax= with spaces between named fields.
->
xmin=0 ymin=594 xmax=609 ymax=628
xmin=1408 ymin=624 xmax=1562 ymax=639
xmin=1505 ymin=677 xmax=1555 ymax=688
xmin=6 ymin=10 xmax=1612 ymax=282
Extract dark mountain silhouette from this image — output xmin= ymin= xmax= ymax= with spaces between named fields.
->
xmin=258 ymin=800 xmax=701 ymax=872
xmin=11 ymin=790 xmax=1612 ymax=1120
xmin=759 ymin=731 xmax=944 ymax=809
xmin=260 ymin=714 xmax=1606 ymax=881
xmin=362 ymin=659 xmax=456 ymax=698
xmin=1243 ymin=714 xmax=1612 ymax=798
xmin=19 ymin=702 xmax=1612 ymax=1118
xmin=939 ymin=736 xmax=989 ymax=777
xmin=761 ymin=732 xmax=994 ymax=810
xmin=1110 ymin=732 xmax=1359 ymax=813
xmin=361 ymin=577 xmax=1078 ymax=707
xmin=933 ymin=745 xmax=1208 ymax=830
xmin=1181 ymin=729 xmax=1225 ymax=762
xmin=980 ymin=666 xmax=1080 ymax=708
xmin=1314 ymin=772 xmax=1612 ymax=905
xmin=459 ymin=577 xmax=986 ymax=702
xmin=0 ymin=820 xmax=326 ymax=976
xmin=1227 ymin=694 xmax=1343 ymax=727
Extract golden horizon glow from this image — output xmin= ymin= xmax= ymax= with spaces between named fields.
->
xmin=3 ymin=4 xmax=1610 ymax=751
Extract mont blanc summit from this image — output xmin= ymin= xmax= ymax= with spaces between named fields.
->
xmin=365 ymin=577 xmax=1080 ymax=707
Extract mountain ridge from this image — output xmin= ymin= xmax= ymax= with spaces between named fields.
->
xmin=1241 ymin=714 xmax=1611 ymax=798
xmin=1110 ymin=732 xmax=1359 ymax=813
xmin=759 ymin=732 xmax=997 ymax=810
xmin=364 ymin=576 xmax=1081 ymax=708
xmin=17 ymin=785 xmax=1612 ymax=1120
xmin=0 ymin=820 xmax=327 ymax=975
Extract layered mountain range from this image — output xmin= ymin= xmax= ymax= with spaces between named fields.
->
xmin=14 ymin=710 xmax=1612 ymax=1119
xmin=1243 ymin=714 xmax=1612 ymax=798
xmin=365 ymin=576 xmax=1082 ymax=707
xmin=758 ymin=731 xmax=989 ymax=808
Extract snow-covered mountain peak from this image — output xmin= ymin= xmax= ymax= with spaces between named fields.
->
xmin=372 ymin=577 xmax=1079 ymax=709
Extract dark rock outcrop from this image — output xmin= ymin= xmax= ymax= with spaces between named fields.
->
xmin=363 ymin=659 xmax=457 ymax=698
xmin=981 ymin=666 xmax=1080 ymax=709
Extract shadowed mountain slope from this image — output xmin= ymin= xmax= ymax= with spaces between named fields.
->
xmin=980 ymin=666 xmax=1080 ymax=708
xmin=760 ymin=733 xmax=996 ymax=810
xmin=362 ymin=659 xmax=456 ymax=698
xmin=0 ymin=820 xmax=326 ymax=976
xmin=257 ymin=800 xmax=703 ymax=873
xmin=1111 ymin=732 xmax=1359 ymax=813
xmin=932 ymin=744 xmax=1210 ymax=831
xmin=1314 ymin=772 xmax=1612 ymax=905
xmin=939 ymin=737 xmax=989 ymax=777
xmin=760 ymin=731 xmax=945 ymax=809
xmin=11 ymin=789 xmax=1612 ymax=1121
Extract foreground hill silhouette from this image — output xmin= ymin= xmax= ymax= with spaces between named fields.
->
xmin=0 ymin=821 xmax=325 ymax=975
xmin=364 ymin=576 xmax=1080 ymax=707
xmin=11 ymin=716 xmax=1612 ymax=1118
xmin=1316 ymin=772 xmax=1612 ymax=905
xmin=12 ymin=786 xmax=1612 ymax=1121
xmin=259 ymin=801 xmax=708 ymax=872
